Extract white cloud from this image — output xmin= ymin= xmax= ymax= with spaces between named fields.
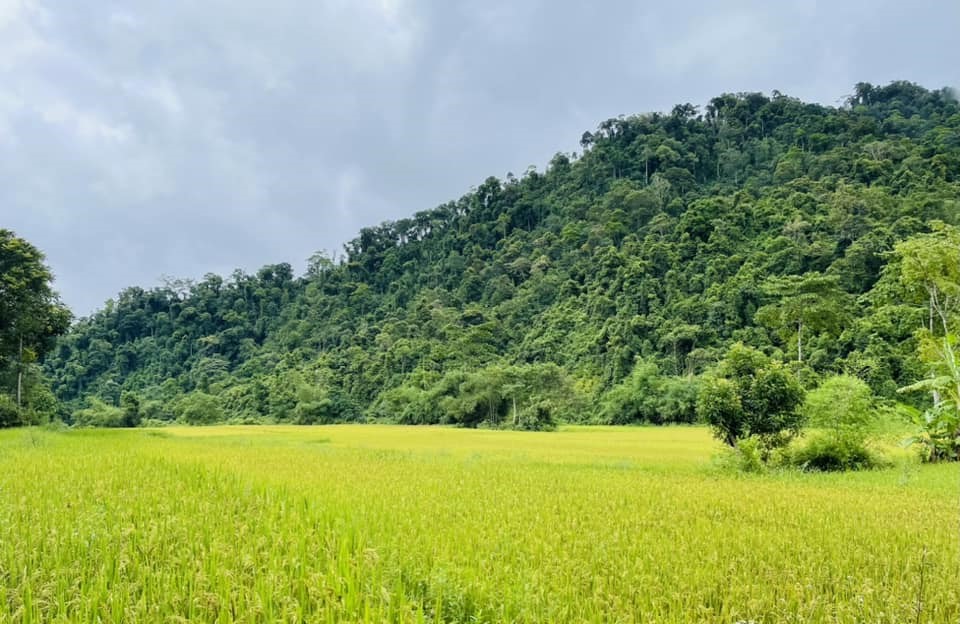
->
xmin=39 ymin=100 xmax=131 ymax=143
xmin=651 ymin=10 xmax=779 ymax=78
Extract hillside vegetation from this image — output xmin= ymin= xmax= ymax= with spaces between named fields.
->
xmin=43 ymin=81 xmax=960 ymax=428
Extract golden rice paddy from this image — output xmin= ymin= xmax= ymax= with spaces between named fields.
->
xmin=0 ymin=425 xmax=956 ymax=623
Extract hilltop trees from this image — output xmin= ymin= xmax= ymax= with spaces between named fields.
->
xmin=0 ymin=230 xmax=70 ymax=425
xmin=36 ymin=81 xmax=960 ymax=430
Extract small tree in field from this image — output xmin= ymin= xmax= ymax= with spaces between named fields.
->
xmin=792 ymin=374 xmax=881 ymax=471
xmin=697 ymin=343 xmax=805 ymax=450
xmin=804 ymin=375 xmax=874 ymax=441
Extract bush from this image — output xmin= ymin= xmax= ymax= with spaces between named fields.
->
xmin=734 ymin=436 xmax=767 ymax=473
xmin=226 ymin=411 xmax=271 ymax=425
xmin=120 ymin=392 xmax=142 ymax=427
xmin=141 ymin=400 xmax=175 ymax=423
xmin=713 ymin=436 xmax=768 ymax=474
xmin=597 ymin=360 xmax=662 ymax=424
xmin=374 ymin=364 xmax=571 ymax=430
xmin=515 ymin=400 xmax=558 ymax=431
xmin=73 ymin=398 xmax=125 ymax=427
xmin=174 ymin=392 xmax=223 ymax=425
xmin=370 ymin=385 xmax=437 ymax=424
xmin=804 ymin=374 xmax=875 ymax=443
xmin=787 ymin=434 xmax=889 ymax=472
xmin=657 ymin=376 xmax=701 ymax=424
xmin=0 ymin=394 xmax=20 ymax=428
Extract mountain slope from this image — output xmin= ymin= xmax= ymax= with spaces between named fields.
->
xmin=44 ymin=81 xmax=960 ymax=426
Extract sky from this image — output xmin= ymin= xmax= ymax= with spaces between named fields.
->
xmin=1 ymin=0 xmax=958 ymax=317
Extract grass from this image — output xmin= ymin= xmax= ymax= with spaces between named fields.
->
xmin=0 ymin=424 xmax=957 ymax=622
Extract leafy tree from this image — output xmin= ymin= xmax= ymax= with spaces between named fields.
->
xmin=0 ymin=230 xmax=70 ymax=424
xmin=697 ymin=344 xmax=805 ymax=448
xmin=174 ymin=392 xmax=223 ymax=425
xmin=73 ymin=397 xmax=125 ymax=428
xmin=892 ymin=225 xmax=960 ymax=461
xmin=803 ymin=374 xmax=875 ymax=443
xmin=893 ymin=222 xmax=960 ymax=335
xmin=900 ymin=336 xmax=960 ymax=461
xmin=755 ymin=273 xmax=849 ymax=364
xmin=120 ymin=392 xmax=143 ymax=428
xmin=790 ymin=374 xmax=882 ymax=471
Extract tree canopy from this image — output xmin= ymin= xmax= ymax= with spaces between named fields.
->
xmin=37 ymin=81 xmax=960 ymax=429
xmin=0 ymin=230 xmax=70 ymax=426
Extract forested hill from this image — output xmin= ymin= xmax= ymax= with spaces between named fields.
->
xmin=44 ymin=81 xmax=960 ymax=428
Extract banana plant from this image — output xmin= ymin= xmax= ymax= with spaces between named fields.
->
xmin=899 ymin=335 xmax=960 ymax=461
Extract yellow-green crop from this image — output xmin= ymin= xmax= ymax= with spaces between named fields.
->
xmin=0 ymin=425 xmax=957 ymax=623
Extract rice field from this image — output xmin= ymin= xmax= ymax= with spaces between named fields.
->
xmin=0 ymin=424 xmax=957 ymax=623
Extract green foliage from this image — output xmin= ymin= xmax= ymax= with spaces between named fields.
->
xmin=38 ymin=82 xmax=960 ymax=426
xmin=893 ymin=222 xmax=960 ymax=335
xmin=173 ymin=392 xmax=224 ymax=426
xmin=120 ymin=392 xmax=142 ymax=428
xmin=900 ymin=335 xmax=960 ymax=461
xmin=0 ymin=395 xmax=19 ymax=429
xmin=697 ymin=377 xmax=743 ymax=446
xmin=597 ymin=359 xmax=662 ymax=424
xmin=804 ymin=374 xmax=876 ymax=443
xmin=893 ymin=224 xmax=960 ymax=461
xmin=731 ymin=436 xmax=767 ymax=473
xmin=698 ymin=344 xmax=805 ymax=448
xmin=786 ymin=434 xmax=889 ymax=472
xmin=791 ymin=374 xmax=883 ymax=471
xmin=370 ymin=363 xmax=570 ymax=430
xmin=597 ymin=360 xmax=700 ymax=425
xmin=73 ymin=398 xmax=125 ymax=428
xmin=0 ymin=230 xmax=70 ymax=425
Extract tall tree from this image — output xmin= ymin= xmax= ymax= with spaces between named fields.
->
xmin=755 ymin=273 xmax=849 ymax=363
xmin=0 ymin=230 xmax=71 ymax=422
xmin=893 ymin=222 xmax=960 ymax=335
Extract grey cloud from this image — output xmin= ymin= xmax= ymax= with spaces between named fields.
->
xmin=1 ymin=0 xmax=957 ymax=315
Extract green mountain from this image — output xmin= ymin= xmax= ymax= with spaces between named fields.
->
xmin=43 ymin=81 xmax=960 ymax=428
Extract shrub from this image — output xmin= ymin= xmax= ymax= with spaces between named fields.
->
xmin=787 ymin=434 xmax=889 ymax=472
xmin=734 ymin=436 xmax=767 ymax=473
xmin=597 ymin=360 xmax=662 ymax=424
xmin=174 ymin=392 xmax=223 ymax=425
xmin=73 ymin=398 xmax=125 ymax=428
xmin=804 ymin=374 xmax=875 ymax=443
xmin=657 ymin=376 xmax=701 ymax=424
xmin=515 ymin=400 xmax=558 ymax=431
xmin=793 ymin=374 xmax=887 ymax=471
xmin=0 ymin=394 xmax=20 ymax=428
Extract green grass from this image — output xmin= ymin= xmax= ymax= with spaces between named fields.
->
xmin=0 ymin=425 xmax=957 ymax=623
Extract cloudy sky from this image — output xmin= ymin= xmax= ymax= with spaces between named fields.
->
xmin=2 ymin=0 xmax=957 ymax=316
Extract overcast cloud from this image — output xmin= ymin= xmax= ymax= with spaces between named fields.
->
xmin=1 ymin=0 xmax=957 ymax=316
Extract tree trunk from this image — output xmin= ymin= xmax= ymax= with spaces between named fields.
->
xmin=797 ymin=319 xmax=803 ymax=363
xmin=16 ymin=334 xmax=23 ymax=409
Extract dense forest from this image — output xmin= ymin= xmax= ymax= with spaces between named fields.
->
xmin=35 ymin=81 xmax=960 ymax=434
